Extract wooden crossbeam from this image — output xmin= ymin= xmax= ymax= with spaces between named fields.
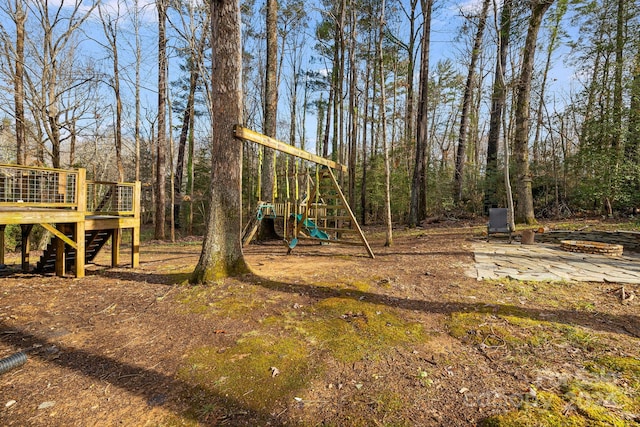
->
xmin=234 ymin=125 xmax=347 ymax=172
xmin=40 ymin=223 xmax=78 ymax=249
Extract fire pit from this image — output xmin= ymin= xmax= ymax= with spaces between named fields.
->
xmin=560 ymin=240 xmax=624 ymax=257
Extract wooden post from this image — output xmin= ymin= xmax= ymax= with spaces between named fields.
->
xmin=74 ymin=168 xmax=87 ymax=278
xmin=112 ymin=228 xmax=121 ymax=267
xmin=55 ymin=229 xmax=66 ymax=276
xmin=0 ymin=225 xmax=4 ymax=266
xmin=20 ymin=224 xmax=31 ymax=271
xmin=131 ymin=181 xmax=141 ymax=268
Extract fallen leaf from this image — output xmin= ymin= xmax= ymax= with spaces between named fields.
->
xmin=38 ymin=401 xmax=55 ymax=410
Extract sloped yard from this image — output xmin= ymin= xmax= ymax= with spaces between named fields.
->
xmin=0 ymin=224 xmax=638 ymax=426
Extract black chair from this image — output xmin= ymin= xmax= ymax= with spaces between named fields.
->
xmin=487 ymin=208 xmax=512 ymax=242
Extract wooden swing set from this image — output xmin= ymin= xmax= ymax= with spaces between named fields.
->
xmin=234 ymin=126 xmax=374 ymax=259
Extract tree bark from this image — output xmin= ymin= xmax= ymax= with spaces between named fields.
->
xmin=484 ymin=0 xmax=513 ymax=214
xmin=378 ymin=0 xmax=393 ymax=246
xmin=155 ymin=0 xmax=167 ymax=239
xmin=14 ymin=0 xmax=26 ymax=165
xmin=257 ymin=0 xmax=279 ymax=241
xmin=409 ymin=0 xmax=432 ymax=227
xmin=261 ymin=0 xmax=278 ymax=205
xmin=191 ymin=0 xmax=249 ymax=283
xmin=175 ymin=34 xmax=207 ymax=230
xmin=612 ymin=0 xmax=625 ymax=151
xmin=513 ymin=0 xmax=554 ymax=224
xmin=348 ymin=7 xmax=357 ymax=211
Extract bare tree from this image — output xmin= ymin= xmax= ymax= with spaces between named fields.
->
xmin=453 ymin=0 xmax=490 ymax=203
xmin=98 ymin=2 xmax=125 ymax=181
xmin=191 ymin=0 xmax=249 ymax=283
xmin=14 ymin=1 xmax=97 ymax=167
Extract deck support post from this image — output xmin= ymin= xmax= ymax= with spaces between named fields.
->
xmin=55 ymin=227 xmax=66 ymax=276
xmin=0 ymin=225 xmax=5 ymax=266
xmin=74 ymin=169 xmax=86 ymax=278
xmin=20 ymin=224 xmax=32 ymax=272
xmin=131 ymin=181 xmax=141 ymax=268
xmin=112 ymin=228 xmax=121 ymax=267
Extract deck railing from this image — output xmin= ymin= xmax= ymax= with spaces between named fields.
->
xmin=0 ymin=164 xmax=78 ymax=207
xmin=87 ymin=181 xmax=136 ymax=216
xmin=0 ymin=164 xmax=138 ymax=216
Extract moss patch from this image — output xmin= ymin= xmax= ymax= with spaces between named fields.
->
xmin=180 ymin=334 xmax=312 ymax=413
xmin=482 ymin=379 xmax=640 ymax=426
xmin=586 ymin=355 xmax=640 ymax=393
xmin=448 ymin=310 xmax=599 ymax=353
xmin=300 ymin=297 xmax=425 ymax=363
xmin=176 ymin=283 xmax=280 ymax=318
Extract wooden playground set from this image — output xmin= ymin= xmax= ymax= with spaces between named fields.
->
xmin=0 ymin=127 xmax=372 ymax=277
xmin=235 ymin=126 xmax=374 ymax=259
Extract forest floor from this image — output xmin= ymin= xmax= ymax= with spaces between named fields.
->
xmin=0 ymin=219 xmax=639 ymax=426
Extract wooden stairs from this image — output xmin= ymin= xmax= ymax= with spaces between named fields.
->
xmin=35 ymin=229 xmax=113 ymax=273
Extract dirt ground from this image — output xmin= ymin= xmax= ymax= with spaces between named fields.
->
xmin=0 ymin=223 xmax=638 ymax=426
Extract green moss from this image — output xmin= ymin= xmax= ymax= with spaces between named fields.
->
xmin=448 ymin=312 xmax=553 ymax=350
xmin=176 ymin=283 xmax=280 ymax=318
xmin=301 ymin=297 xmax=425 ymax=363
xmin=448 ymin=311 xmax=600 ymax=353
xmin=180 ymin=335 xmax=311 ymax=413
xmin=588 ymin=356 xmax=640 ymax=391
xmin=482 ymin=390 xmax=586 ymax=426
xmin=564 ymin=380 xmax=638 ymax=426
xmin=483 ymin=380 xmax=639 ymax=427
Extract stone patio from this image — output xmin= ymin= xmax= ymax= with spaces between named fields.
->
xmin=469 ymin=241 xmax=640 ymax=284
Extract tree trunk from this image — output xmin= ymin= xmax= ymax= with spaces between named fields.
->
xmin=98 ymin=3 xmax=125 ymax=181
xmin=14 ymin=0 xmax=26 ymax=165
xmin=134 ymin=0 xmax=141 ymax=181
xmin=378 ymin=0 xmax=393 ymax=246
xmin=484 ymin=0 xmax=512 ymax=214
xmin=404 ymin=0 xmax=418 ymax=159
xmin=454 ymin=0 xmax=489 ymax=204
xmin=513 ymin=0 xmax=554 ymax=224
xmin=155 ymin=0 xmax=167 ymax=239
xmin=258 ymin=0 xmax=279 ymax=240
xmin=409 ymin=0 xmax=432 ymax=227
xmin=612 ymin=0 xmax=625 ymax=151
xmin=348 ymin=8 xmax=357 ymax=212
xmin=360 ymin=39 xmax=372 ymax=226
xmin=532 ymin=0 xmax=567 ymax=166
xmin=191 ymin=0 xmax=249 ymax=284
xmin=175 ymin=35 xmax=206 ymax=230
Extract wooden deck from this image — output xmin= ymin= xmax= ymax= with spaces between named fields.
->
xmin=0 ymin=164 xmax=140 ymax=277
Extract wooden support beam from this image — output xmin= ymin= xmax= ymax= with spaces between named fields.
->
xmin=0 ymin=225 xmax=4 ymax=266
xmin=234 ymin=125 xmax=347 ymax=172
xmin=21 ymin=224 xmax=33 ymax=271
xmin=55 ymin=233 xmax=66 ymax=276
xmin=40 ymin=223 xmax=77 ymax=249
xmin=112 ymin=228 xmax=121 ymax=267
xmin=75 ymin=221 xmax=85 ymax=278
